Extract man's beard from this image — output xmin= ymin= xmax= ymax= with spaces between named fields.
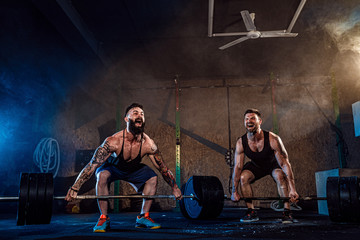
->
xmin=246 ymin=124 xmax=258 ymax=134
xmin=128 ymin=118 xmax=145 ymax=135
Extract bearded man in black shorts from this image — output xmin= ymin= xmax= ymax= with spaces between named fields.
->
xmin=231 ymin=108 xmax=299 ymax=223
xmin=65 ymin=103 xmax=182 ymax=232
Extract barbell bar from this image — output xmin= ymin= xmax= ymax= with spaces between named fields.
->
xmin=0 ymin=173 xmax=359 ymax=225
xmin=0 ymin=195 xmax=197 ymax=201
xmin=0 ymin=194 xmax=328 ymax=202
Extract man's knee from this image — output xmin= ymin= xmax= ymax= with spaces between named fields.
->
xmin=272 ymin=169 xmax=287 ymax=185
xmin=240 ymin=173 xmax=253 ymax=185
xmin=96 ymin=170 xmax=111 ymax=186
xmin=146 ymin=176 xmax=158 ymax=188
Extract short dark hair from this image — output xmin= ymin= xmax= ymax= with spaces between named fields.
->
xmin=244 ymin=108 xmax=261 ymax=118
xmin=124 ymin=103 xmax=143 ymax=117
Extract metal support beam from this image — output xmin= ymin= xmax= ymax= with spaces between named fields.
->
xmin=208 ymin=0 xmax=214 ymax=37
xmin=286 ymin=0 xmax=307 ymax=33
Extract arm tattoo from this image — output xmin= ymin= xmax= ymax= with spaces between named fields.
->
xmin=103 ymin=141 xmax=110 ymax=153
xmin=91 ymin=144 xmax=110 ymax=164
xmin=154 ymin=150 xmax=176 ymax=188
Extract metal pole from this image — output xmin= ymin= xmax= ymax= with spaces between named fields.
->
xmin=270 ymin=73 xmax=279 ymax=134
xmin=208 ymin=0 xmax=214 ymax=37
xmin=331 ymin=72 xmax=346 ymax=168
xmin=114 ymin=84 xmax=122 ymax=212
xmin=175 ymin=76 xmax=181 ymax=210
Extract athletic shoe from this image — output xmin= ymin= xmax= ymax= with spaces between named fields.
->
xmin=282 ymin=210 xmax=295 ymax=224
xmin=93 ymin=214 xmax=110 ymax=232
xmin=135 ymin=213 xmax=161 ymax=229
xmin=240 ymin=209 xmax=259 ymax=222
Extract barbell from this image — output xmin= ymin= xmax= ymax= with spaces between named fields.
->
xmin=179 ymin=175 xmax=360 ymax=222
xmin=0 ymin=173 xmax=359 ymax=225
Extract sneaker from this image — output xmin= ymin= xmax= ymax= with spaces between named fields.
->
xmin=240 ymin=209 xmax=259 ymax=222
xmin=135 ymin=213 xmax=161 ymax=229
xmin=282 ymin=210 xmax=294 ymax=224
xmin=93 ymin=214 xmax=110 ymax=232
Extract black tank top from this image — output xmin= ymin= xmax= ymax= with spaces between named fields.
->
xmin=241 ymin=130 xmax=276 ymax=168
xmin=107 ymin=131 xmax=144 ymax=171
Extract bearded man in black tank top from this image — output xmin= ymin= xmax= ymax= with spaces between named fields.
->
xmin=65 ymin=103 xmax=182 ymax=231
xmin=231 ymin=108 xmax=299 ymax=223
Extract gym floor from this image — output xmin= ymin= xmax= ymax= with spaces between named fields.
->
xmin=1 ymin=207 xmax=360 ymax=240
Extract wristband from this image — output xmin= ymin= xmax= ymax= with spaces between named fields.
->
xmin=70 ymin=187 xmax=79 ymax=192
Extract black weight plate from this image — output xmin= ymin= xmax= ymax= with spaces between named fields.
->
xmin=35 ymin=173 xmax=47 ymax=224
xmin=26 ymin=173 xmax=38 ymax=225
xmin=182 ymin=176 xmax=224 ymax=219
xmin=349 ymin=176 xmax=360 ymax=222
xmin=204 ymin=176 xmax=224 ymax=218
xmin=17 ymin=173 xmax=29 ymax=226
xmin=43 ymin=173 xmax=53 ymax=224
xmin=183 ymin=176 xmax=202 ymax=219
xmin=339 ymin=177 xmax=352 ymax=222
xmin=327 ymin=177 xmax=341 ymax=222
xmin=193 ymin=176 xmax=224 ymax=219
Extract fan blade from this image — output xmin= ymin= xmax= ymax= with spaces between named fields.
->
xmin=260 ymin=32 xmax=298 ymax=38
xmin=219 ymin=36 xmax=250 ymax=50
xmin=241 ymin=10 xmax=256 ymax=31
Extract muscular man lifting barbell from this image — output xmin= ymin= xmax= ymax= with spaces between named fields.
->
xmin=231 ymin=108 xmax=299 ymax=223
xmin=65 ymin=103 xmax=182 ymax=232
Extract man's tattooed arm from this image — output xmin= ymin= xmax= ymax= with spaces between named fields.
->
xmin=153 ymin=150 xmax=177 ymax=189
xmin=71 ymin=140 xmax=112 ymax=190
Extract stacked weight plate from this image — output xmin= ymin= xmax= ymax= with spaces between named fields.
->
xmin=327 ymin=176 xmax=360 ymax=222
xmin=16 ymin=173 xmax=53 ymax=225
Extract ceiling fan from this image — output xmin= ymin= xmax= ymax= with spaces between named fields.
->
xmin=219 ymin=10 xmax=298 ymax=50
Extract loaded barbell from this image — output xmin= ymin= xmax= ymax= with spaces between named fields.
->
xmin=0 ymin=173 xmax=359 ymax=225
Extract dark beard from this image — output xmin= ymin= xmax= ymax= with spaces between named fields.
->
xmin=246 ymin=125 xmax=258 ymax=135
xmin=128 ymin=118 xmax=145 ymax=135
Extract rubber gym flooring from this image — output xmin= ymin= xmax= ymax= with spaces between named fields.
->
xmin=0 ymin=207 xmax=360 ymax=240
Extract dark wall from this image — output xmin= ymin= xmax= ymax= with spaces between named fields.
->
xmin=0 ymin=0 xmax=93 ymax=198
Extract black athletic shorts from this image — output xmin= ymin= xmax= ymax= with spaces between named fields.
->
xmin=243 ymin=160 xmax=281 ymax=183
